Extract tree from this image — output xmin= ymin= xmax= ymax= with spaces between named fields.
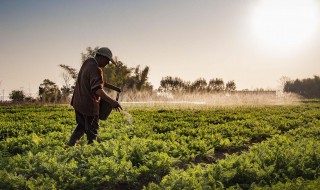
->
xmin=160 ymin=76 xmax=185 ymax=92
xmin=81 ymin=47 xmax=99 ymax=63
xmin=24 ymin=96 xmax=36 ymax=103
xmin=284 ymin=75 xmax=320 ymax=98
xmin=208 ymin=78 xmax=224 ymax=92
xmin=39 ymin=79 xmax=61 ymax=103
xmin=137 ymin=66 xmax=148 ymax=90
xmin=225 ymin=80 xmax=236 ymax=91
xmin=9 ymin=90 xmax=25 ymax=102
xmin=159 ymin=77 xmax=236 ymax=93
xmin=60 ymin=86 xmax=72 ymax=102
xmin=103 ymin=57 xmax=132 ymax=89
xmin=102 ymin=56 xmax=152 ymax=92
xmin=131 ymin=65 xmax=153 ymax=91
xmin=59 ymin=64 xmax=78 ymax=101
xmin=59 ymin=64 xmax=78 ymax=81
xmin=279 ymin=76 xmax=291 ymax=92
xmin=70 ymin=46 xmax=153 ymax=92
xmin=160 ymin=76 xmax=172 ymax=91
xmin=191 ymin=78 xmax=207 ymax=92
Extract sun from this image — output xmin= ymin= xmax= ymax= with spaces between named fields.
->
xmin=250 ymin=0 xmax=319 ymax=54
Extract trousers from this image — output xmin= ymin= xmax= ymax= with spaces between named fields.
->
xmin=67 ymin=110 xmax=99 ymax=146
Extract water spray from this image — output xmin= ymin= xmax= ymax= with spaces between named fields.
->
xmin=120 ymin=109 xmax=133 ymax=125
xmin=99 ymin=83 xmax=133 ymax=125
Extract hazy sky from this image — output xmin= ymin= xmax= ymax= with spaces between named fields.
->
xmin=1 ymin=0 xmax=320 ymax=97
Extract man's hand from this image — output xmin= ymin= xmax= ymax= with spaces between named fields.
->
xmin=96 ymin=89 xmax=122 ymax=112
xmin=110 ymin=100 xmax=122 ymax=112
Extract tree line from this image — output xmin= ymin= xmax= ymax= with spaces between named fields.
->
xmin=9 ymin=44 xmax=237 ymax=103
xmin=159 ymin=76 xmax=236 ymax=93
xmin=9 ymin=47 xmax=319 ymax=103
xmin=284 ymin=75 xmax=320 ymax=99
xmin=9 ymin=47 xmax=153 ymax=103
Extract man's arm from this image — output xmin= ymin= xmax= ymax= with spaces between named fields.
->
xmin=95 ymin=89 xmax=122 ymax=111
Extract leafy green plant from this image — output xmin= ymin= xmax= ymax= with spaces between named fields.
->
xmin=0 ymin=103 xmax=320 ymax=189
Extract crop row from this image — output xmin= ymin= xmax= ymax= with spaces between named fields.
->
xmin=0 ymin=103 xmax=319 ymax=189
xmin=145 ymin=125 xmax=320 ymax=189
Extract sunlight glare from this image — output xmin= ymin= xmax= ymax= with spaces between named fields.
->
xmin=251 ymin=0 xmax=319 ymax=53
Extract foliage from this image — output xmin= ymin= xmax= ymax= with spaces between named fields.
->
xmin=24 ymin=96 xmax=36 ymax=103
xmin=132 ymin=65 xmax=152 ymax=91
xmin=226 ymin=80 xmax=236 ymax=91
xmin=81 ymin=47 xmax=99 ymax=63
xmin=103 ymin=57 xmax=132 ymax=88
xmin=160 ymin=76 xmax=236 ymax=93
xmin=9 ymin=90 xmax=25 ymax=102
xmin=284 ymin=75 xmax=320 ymax=98
xmin=208 ymin=78 xmax=224 ymax=92
xmin=59 ymin=64 xmax=76 ymax=102
xmin=38 ymin=79 xmax=62 ymax=103
xmin=160 ymin=76 xmax=185 ymax=92
xmin=60 ymin=85 xmax=72 ymax=102
xmin=0 ymin=102 xmax=320 ymax=189
xmin=59 ymin=64 xmax=78 ymax=81
xmin=192 ymin=78 xmax=208 ymax=92
xmin=76 ymin=47 xmax=153 ymax=92
xmin=104 ymin=62 xmax=153 ymax=92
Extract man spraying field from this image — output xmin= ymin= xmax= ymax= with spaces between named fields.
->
xmin=66 ymin=47 xmax=122 ymax=146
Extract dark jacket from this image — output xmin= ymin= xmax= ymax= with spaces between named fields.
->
xmin=71 ymin=58 xmax=103 ymax=116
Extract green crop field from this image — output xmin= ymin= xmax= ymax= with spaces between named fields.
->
xmin=1 ymin=102 xmax=320 ymax=189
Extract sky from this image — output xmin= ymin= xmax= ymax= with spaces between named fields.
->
xmin=0 ymin=0 xmax=320 ymax=98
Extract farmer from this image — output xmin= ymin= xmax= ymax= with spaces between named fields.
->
xmin=66 ymin=47 xmax=122 ymax=146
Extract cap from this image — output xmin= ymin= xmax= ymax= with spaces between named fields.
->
xmin=96 ymin=47 xmax=115 ymax=64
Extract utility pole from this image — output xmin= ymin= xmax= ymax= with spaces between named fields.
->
xmin=2 ymin=89 xmax=4 ymax=102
